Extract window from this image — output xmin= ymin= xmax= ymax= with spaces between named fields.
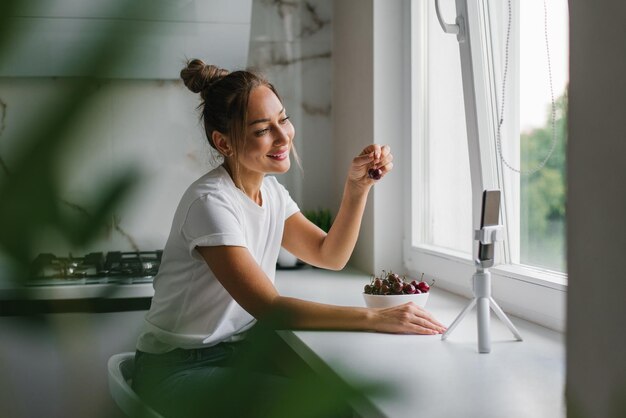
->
xmin=406 ymin=0 xmax=568 ymax=331
xmin=515 ymin=1 xmax=568 ymax=273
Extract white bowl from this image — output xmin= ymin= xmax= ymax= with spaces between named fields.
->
xmin=363 ymin=292 xmax=429 ymax=309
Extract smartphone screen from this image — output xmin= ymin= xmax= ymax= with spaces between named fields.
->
xmin=478 ymin=190 xmax=501 ymax=262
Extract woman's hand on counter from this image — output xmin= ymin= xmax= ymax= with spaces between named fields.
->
xmin=371 ymin=303 xmax=447 ymax=335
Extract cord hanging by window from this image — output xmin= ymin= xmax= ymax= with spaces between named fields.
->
xmin=496 ymin=0 xmax=558 ymax=176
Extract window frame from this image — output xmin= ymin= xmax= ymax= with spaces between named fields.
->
xmin=404 ymin=0 xmax=567 ymax=332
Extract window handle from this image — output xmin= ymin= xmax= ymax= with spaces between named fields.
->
xmin=434 ymin=0 xmax=465 ymax=42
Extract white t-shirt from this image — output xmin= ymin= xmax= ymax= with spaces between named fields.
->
xmin=136 ymin=165 xmax=299 ymax=353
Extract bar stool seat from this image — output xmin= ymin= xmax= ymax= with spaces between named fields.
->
xmin=107 ymin=352 xmax=164 ymax=418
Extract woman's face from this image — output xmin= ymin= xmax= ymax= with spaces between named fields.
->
xmin=238 ymin=85 xmax=294 ymax=177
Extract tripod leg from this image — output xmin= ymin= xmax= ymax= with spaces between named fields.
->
xmin=441 ymin=298 xmax=477 ymax=340
xmin=477 ymin=297 xmax=491 ymax=353
xmin=489 ymin=297 xmax=523 ymax=341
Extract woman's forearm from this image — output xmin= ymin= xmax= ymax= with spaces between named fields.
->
xmin=265 ymin=295 xmax=447 ymax=335
xmin=318 ymin=181 xmax=371 ymax=270
xmin=267 ymin=296 xmax=376 ymax=331
xmin=284 ymin=144 xmax=392 ymax=270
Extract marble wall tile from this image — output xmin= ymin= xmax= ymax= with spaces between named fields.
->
xmin=0 ymin=78 xmax=214 ymax=256
xmin=250 ymin=0 xmax=331 ymax=43
xmin=248 ymin=0 xmax=334 ymax=212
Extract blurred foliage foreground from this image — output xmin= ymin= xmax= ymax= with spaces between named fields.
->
xmin=0 ymin=0 xmax=142 ymax=286
xmin=0 ymin=2 xmax=388 ymax=418
xmin=135 ymin=322 xmax=388 ymax=418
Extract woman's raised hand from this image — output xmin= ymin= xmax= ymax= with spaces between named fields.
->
xmin=347 ymin=144 xmax=394 ymax=189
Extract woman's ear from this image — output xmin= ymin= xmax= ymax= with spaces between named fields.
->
xmin=212 ymin=131 xmax=233 ymax=157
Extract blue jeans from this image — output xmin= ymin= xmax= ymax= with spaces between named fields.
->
xmin=132 ymin=339 xmax=292 ymax=418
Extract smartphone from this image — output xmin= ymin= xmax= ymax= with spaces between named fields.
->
xmin=477 ymin=190 xmax=501 ymax=262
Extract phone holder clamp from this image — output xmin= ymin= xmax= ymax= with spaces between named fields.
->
xmin=473 ymin=225 xmax=504 ymax=245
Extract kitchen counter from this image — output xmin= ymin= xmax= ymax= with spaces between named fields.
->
xmin=0 ymin=278 xmax=155 ymax=315
xmin=274 ymin=267 xmax=566 ymax=418
xmin=0 ymin=280 xmax=155 ymax=300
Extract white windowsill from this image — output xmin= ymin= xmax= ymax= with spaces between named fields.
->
xmin=494 ymin=263 xmax=567 ymax=290
xmin=405 ymin=244 xmax=567 ymax=332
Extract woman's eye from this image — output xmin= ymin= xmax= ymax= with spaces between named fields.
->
xmin=254 ymin=117 xmax=289 ymax=136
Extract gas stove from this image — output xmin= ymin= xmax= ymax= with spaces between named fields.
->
xmin=29 ymin=250 xmax=163 ymax=286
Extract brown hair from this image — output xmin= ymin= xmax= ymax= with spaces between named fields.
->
xmin=180 ymin=59 xmax=298 ymax=189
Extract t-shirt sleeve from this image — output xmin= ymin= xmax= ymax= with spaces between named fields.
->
xmin=275 ymin=180 xmax=300 ymax=219
xmin=181 ymin=193 xmax=246 ymax=260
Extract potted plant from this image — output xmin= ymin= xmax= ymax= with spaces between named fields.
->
xmin=277 ymin=209 xmax=334 ymax=269
xmin=303 ymin=208 xmax=333 ymax=233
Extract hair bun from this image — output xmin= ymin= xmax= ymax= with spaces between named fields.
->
xmin=180 ymin=59 xmax=229 ymax=95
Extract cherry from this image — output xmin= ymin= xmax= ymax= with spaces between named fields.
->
xmin=417 ymin=281 xmax=430 ymax=293
xmin=368 ymin=168 xmax=382 ymax=180
xmin=387 ymin=272 xmax=400 ymax=282
xmin=392 ymin=281 xmax=404 ymax=294
xmin=365 ymin=270 xmax=435 ymax=296
xmin=403 ymin=283 xmax=416 ymax=294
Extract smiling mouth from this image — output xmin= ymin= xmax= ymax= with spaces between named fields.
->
xmin=267 ymin=150 xmax=289 ymax=161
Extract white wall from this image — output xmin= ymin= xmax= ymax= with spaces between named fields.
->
xmin=566 ymin=1 xmax=626 ymax=417
xmin=332 ymin=0 xmax=375 ymax=273
xmin=372 ymin=0 xmax=411 ymax=274
xmin=333 ymin=0 xmax=409 ymax=275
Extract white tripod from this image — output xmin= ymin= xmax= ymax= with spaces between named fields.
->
xmin=441 ymin=225 xmax=523 ymax=353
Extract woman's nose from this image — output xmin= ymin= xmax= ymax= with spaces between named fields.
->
xmin=274 ymin=124 xmax=291 ymax=143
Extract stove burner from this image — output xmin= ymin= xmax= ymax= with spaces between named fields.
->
xmin=103 ymin=251 xmax=163 ymax=277
xmin=31 ymin=250 xmax=162 ymax=283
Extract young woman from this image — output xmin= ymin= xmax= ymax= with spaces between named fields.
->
xmin=132 ymin=59 xmax=445 ymax=418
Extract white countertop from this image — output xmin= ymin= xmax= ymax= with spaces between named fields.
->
xmin=274 ymin=267 xmax=566 ymax=418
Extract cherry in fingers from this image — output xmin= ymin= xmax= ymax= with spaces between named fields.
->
xmin=368 ymin=168 xmax=382 ymax=180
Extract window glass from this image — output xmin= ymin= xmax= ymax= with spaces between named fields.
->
xmin=412 ymin=1 xmax=472 ymax=255
xmin=519 ymin=0 xmax=568 ymax=272
xmin=492 ymin=0 xmax=569 ymax=272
